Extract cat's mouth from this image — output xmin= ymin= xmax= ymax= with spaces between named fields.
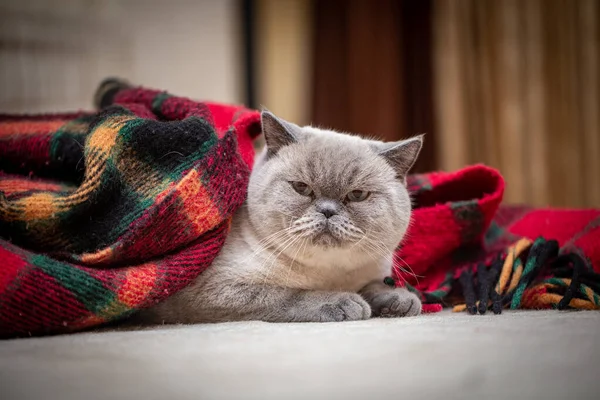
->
xmin=292 ymin=216 xmax=359 ymax=248
xmin=310 ymin=229 xmax=343 ymax=248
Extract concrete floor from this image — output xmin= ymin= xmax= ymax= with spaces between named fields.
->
xmin=1 ymin=310 xmax=599 ymax=400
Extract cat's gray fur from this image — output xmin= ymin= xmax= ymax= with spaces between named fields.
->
xmin=133 ymin=111 xmax=423 ymax=324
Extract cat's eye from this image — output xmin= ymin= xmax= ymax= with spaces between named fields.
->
xmin=346 ymin=190 xmax=370 ymax=202
xmin=291 ymin=181 xmax=313 ymax=196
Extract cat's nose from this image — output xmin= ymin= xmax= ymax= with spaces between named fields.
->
xmin=321 ymin=208 xmax=337 ymax=219
xmin=316 ymin=201 xmax=339 ymax=219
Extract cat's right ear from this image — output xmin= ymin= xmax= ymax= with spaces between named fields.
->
xmin=261 ymin=110 xmax=300 ymax=157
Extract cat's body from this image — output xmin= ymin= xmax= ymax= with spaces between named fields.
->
xmin=133 ymin=112 xmax=424 ymax=324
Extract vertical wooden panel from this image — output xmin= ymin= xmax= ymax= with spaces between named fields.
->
xmin=312 ymin=0 xmax=405 ymax=142
xmin=458 ymin=0 xmax=480 ymax=166
xmin=311 ymin=0 xmax=350 ymax=131
xmin=475 ymin=0 xmax=501 ymax=170
xmin=400 ymin=0 xmax=436 ymax=172
xmin=433 ymin=0 xmax=468 ymax=171
xmin=522 ymin=0 xmax=548 ymax=206
xmin=579 ymin=0 xmax=600 ymax=206
xmin=543 ymin=1 xmax=562 ymax=206
xmin=564 ymin=0 xmax=585 ymax=207
xmin=255 ymin=0 xmax=313 ymax=125
xmin=432 ymin=0 xmax=598 ymax=207
xmin=497 ymin=0 xmax=525 ymax=204
xmin=345 ymin=0 xmax=403 ymax=141
xmin=545 ymin=0 xmax=583 ymax=207
xmin=241 ymin=0 xmax=257 ymax=109
xmin=312 ymin=0 xmax=436 ymax=172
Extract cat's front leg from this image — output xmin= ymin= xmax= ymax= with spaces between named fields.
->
xmin=291 ymin=290 xmax=372 ymax=322
xmin=232 ymin=286 xmax=372 ymax=322
xmin=131 ymin=284 xmax=371 ymax=324
xmin=359 ymin=281 xmax=421 ymax=317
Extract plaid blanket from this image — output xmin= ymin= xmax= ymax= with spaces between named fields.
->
xmin=0 ymin=80 xmax=261 ymax=337
xmin=1 ymin=81 xmax=598 ymax=337
xmin=399 ymin=168 xmax=600 ymax=314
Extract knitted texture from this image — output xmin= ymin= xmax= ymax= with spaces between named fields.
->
xmin=1 ymin=80 xmax=598 ymax=338
xmin=396 ymin=167 xmax=600 ymax=314
xmin=0 ymin=81 xmax=261 ymax=337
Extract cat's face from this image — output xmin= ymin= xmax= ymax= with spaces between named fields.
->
xmin=246 ymin=111 xmax=422 ymax=262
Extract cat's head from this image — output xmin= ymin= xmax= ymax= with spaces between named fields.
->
xmin=246 ymin=111 xmax=422 ymax=261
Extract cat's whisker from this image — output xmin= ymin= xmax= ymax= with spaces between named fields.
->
xmin=288 ymin=221 xmax=322 ymax=237
xmin=253 ymin=235 xmax=286 ymax=252
xmin=392 ymin=253 xmax=424 ymax=279
xmin=249 ymin=231 xmax=298 ymax=265
xmin=290 ymin=237 xmax=306 ymax=270
xmin=284 ymin=237 xmax=308 ymax=288
xmin=255 ymin=232 xmax=300 ymax=280
xmin=392 ymin=266 xmax=409 ymax=286
xmin=363 ymin=236 xmax=391 ymax=258
xmin=348 ymin=230 xmax=370 ymax=250
xmin=253 ymin=235 xmax=294 ymax=267
xmin=251 ymin=238 xmax=289 ymax=260
xmin=363 ymin=235 xmax=422 ymax=286
xmin=260 ymin=234 xmax=304 ymax=285
xmin=390 ymin=251 xmax=422 ymax=280
xmin=254 ymin=227 xmax=294 ymax=250
xmin=362 ymin=237 xmax=412 ymax=285
xmin=363 ymin=244 xmax=386 ymax=266
xmin=256 ymin=226 xmax=292 ymax=244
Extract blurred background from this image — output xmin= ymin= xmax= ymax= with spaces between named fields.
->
xmin=0 ymin=0 xmax=598 ymax=207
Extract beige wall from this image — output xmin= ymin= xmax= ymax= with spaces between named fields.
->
xmin=0 ymin=0 xmax=243 ymax=113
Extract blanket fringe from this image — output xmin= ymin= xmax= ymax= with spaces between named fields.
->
xmin=443 ymin=237 xmax=600 ymax=313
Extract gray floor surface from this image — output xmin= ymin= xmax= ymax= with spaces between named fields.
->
xmin=1 ymin=310 xmax=599 ymax=400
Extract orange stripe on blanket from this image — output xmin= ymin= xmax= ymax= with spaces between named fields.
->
xmin=53 ymin=116 xmax=136 ymax=210
xmin=117 ymin=263 xmax=158 ymax=308
xmin=0 ymin=121 xmax=67 ymax=137
xmin=523 ymin=289 xmax=600 ymax=310
xmin=75 ymin=314 xmax=106 ymax=329
xmin=178 ymin=169 xmax=222 ymax=235
xmin=0 ymin=179 xmax=64 ymax=195
xmin=21 ymin=193 xmax=58 ymax=221
xmin=87 ymin=115 xmax=133 ymax=154
xmin=79 ymin=247 xmax=115 ymax=265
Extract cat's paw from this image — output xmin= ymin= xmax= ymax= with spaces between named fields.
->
xmin=370 ymin=288 xmax=421 ymax=318
xmin=316 ymin=292 xmax=372 ymax=322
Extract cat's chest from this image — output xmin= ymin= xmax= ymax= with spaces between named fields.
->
xmin=272 ymin=258 xmax=391 ymax=292
xmin=319 ymin=264 xmax=390 ymax=291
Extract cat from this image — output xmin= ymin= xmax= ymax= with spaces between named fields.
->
xmin=133 ymin=111 xmax=424 ymax=324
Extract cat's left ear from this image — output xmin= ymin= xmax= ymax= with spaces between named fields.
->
xmin=376 ymin=135 xmax=424 ymax=183
xmin=261 ymin=110 xmax=301 ymax=158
